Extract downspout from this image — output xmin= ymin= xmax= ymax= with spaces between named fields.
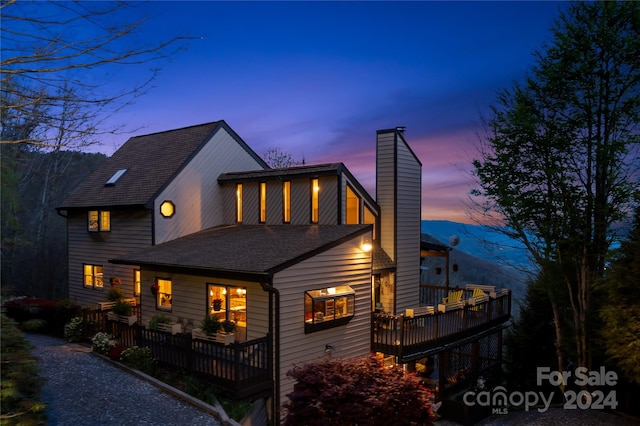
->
xmin=260 ymin=276 xmax=280 ymax=424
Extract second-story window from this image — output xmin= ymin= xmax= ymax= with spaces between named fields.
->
xmin=88 ymin=210 xmax=110 ymax=232
xmin=283 ymin=181 xmax=291 ymax=223
xmin=346 ymin=185 xmax=360 ymax=224
xmin=311 ymin=178 xmax=319 ymax=223
xmin=236 ymin=184 xmax=243 ymax=223
xmin=259 ymin=182 xmax=267 ymax=223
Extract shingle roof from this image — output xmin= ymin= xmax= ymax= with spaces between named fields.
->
xmin=372 ymin=246 xmax=395 ymax=273
xmin=218 ymin=163 xmax=344 ymax=182
xmin=111 ymin=224 xmax=372 ymax=278
xmin=59 ymin=121 xmax=267 ymax=209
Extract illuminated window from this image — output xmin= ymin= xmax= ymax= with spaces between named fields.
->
xmin=83 ymin=264 xmax=104 ymax=289
xmin=260 ymin=182 xmax=267 ymax=223
xmin=364 ymin=205 xmax=376 ymax=240
xmin=160 ymin=200 xmax=175 ymax=218
xmin=283 ymin=181 xmax=291 ymax=223
xmin=311 ymin=178 xmax=319 ymax=223
xmin=156 ymin=278 xmax=172 ymax=311
xmin=208 ymin=284 xmax=247 ymax=341
xmin=88 ymin=210 xmax=110 ymax=232
xmin=236 ymin=184 xmax=243 ymax=223
xmin=133 ymin=269 xmax=141 ymax=296
xmin=304 ymin=285 xmax=355 ymax=333
xmin=346 ymin=185 xmax=360 ymax=224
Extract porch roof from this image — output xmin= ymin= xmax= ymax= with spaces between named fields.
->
xmin=111 ymin=224 xmax=372 ymax=279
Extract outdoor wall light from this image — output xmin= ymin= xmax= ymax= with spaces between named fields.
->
xmin=361 ymin=236 xmax=372 ymax=252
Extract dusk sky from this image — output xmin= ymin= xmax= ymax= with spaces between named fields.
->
xmin=94 ymin=1 xmax=567 ymax=224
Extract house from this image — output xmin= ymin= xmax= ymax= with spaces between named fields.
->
xmin=58 ymin=121 xmax=510 ymax=423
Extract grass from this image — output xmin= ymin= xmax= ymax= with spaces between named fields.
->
xmin=0 ymin=315 xmax=47 ymax=426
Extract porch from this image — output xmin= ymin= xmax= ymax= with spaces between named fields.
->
xmin=371 ymin=285 xmax=511 ymax=363
xmin=81 ymin=308 xmax=273 ymax=400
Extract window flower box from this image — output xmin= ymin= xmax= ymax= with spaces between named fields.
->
xmin=156 ymin=322 xmax=182 ymax=335
xmin=216 ymin=332 xmax=235 ymax=346
xmin=191 ymin=328 xmax=217 ymax=341
xmin=107 ymin=312 xmax=137 ymax=325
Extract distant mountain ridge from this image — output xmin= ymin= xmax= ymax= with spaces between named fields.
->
xmin=421 ymin=220 xmax=533 ymax=304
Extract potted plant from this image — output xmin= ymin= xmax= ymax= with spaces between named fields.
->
xmin=106 ymin=286 xmax=124 ymax=302
xmin=148 ymin=314 xmax=181 ymax=334
xmin=221 ymin=320 xmax=236 ymax=333
xmin=201 ymin=314 xmax=221 ymax=335
xmin=109 ymin=299 xmax=136 ymax=325
xmin=212 ymin=298 xmax=223 ymax=311
xmin=110 ymin=276 xmax=122 ymax=286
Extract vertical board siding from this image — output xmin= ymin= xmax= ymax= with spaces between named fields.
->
xmin=376 ymin=132 xmax=396 ymax=261
xmin=68 ymin=209 xmax=152 ymax=306
xmin=393 ymin=137 xmax=422 ymax=313
xmin=274 ymin=234 xmax=372 ymax=408
xmin=155 ymin=128 xmax=266 ymax=244
xmin=290 ymin=179 xmax=309 ymax=224
xmin=318 ymin=176 xmax=338 ymax=224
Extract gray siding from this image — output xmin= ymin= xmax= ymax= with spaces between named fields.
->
xmin=154 ymin=127 xmax=266 ymax=244
xmin=219 ymin=176 xmax=341 ymax=226
xmin=67 ymin=209 xmax=152 ymax=306
xmin=137 ymin=272 xmax=268 ymax=341
xmin=274 ymin=233 xmax=372 ymax=408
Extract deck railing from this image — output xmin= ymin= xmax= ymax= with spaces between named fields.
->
xmin=78 ymin=308 xmax=272 ymax=399
xmin=372 ymin=287 xmax=511 ymax=362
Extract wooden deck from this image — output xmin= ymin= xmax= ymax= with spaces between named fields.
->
xmin=372 ymin=287 xmax=511 ymax=362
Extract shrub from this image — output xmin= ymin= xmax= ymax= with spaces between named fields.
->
xmin=64 ymin=317 xmax=85 ymax=342
xmin=111 ymin=299 xmax=132 ymax=316
xmin=19 ymin=319 xmax=48 ymax=332
xmin=91 ymin=332 xmax=116 ymax=355
xmin=120 ymin=346 xmax=156 ymax=374
xmin=148 ymin=314 xmax=173 ymax=330
xmin=201 ymin=314 xmax=221 ymax=335
xmin=3 ymin=297 xmax=59 ymax=325
xmin=283 ymin=356 xmax=435 ymax=426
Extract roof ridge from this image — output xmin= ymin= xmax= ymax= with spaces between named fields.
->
xmin=130 ymin=121 xmax=221 ymax=139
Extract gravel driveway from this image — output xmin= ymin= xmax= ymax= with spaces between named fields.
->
xmin=26 ymin=333 xmax=221 ymax=426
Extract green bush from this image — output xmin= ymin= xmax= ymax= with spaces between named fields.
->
xmin=0 ymin=315 xmax=46 ymax=425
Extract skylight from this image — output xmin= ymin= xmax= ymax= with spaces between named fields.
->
xmin=105 ymin=169 xmax=127 ymax=186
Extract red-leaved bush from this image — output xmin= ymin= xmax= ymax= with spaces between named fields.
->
xmin=283 ymin=355 xmax=435 ymax=426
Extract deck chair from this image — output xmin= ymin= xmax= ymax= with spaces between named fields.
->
xmin=442 ymin=289 xmax=463 ymax=304
xmin=469 ymin=287 xmax=488 ymax=311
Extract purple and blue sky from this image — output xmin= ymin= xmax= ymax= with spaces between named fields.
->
xmin=98 ymin=1 xmax=567 ymax=224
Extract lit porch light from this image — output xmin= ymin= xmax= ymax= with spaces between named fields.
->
xmin=361 ymin=236 xmax=372 ymax=252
